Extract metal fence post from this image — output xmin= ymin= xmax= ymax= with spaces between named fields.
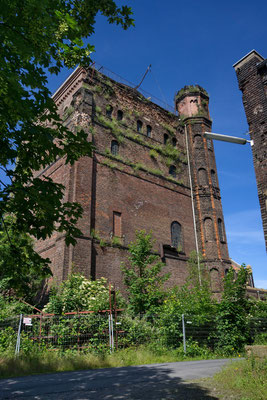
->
xmin=15 ymin=314 xmax=23 ymax=357
xmin=182 ymin=314 xmax=186 ymax=354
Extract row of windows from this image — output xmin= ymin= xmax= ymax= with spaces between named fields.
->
xmin=204 ymin=217 xmax=225 ymax=242
xmin=105 ymin=105 xmax=177 ymax=145
xmin=110 ymin=140 xmax=178 ymax=179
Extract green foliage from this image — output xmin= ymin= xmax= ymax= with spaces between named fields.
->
xmin=0 ymin=296 xmax=32 ymax=322
xmin=0 ymin=216 xmax=51 ymax=298
xmin=149 ymin=149 xmax=158 ymax=159
xmin=0 ymin=0 xmax=133 ymax=277
xmin=157 ymin=252 xmax=215 ymax=347
xmin=121 ymin=230 xmax=170 ymax=315
xmin=215 ymin=265 xmax=251 ymax=353
xmin=43 ymin=274 xmax=110 ymax=314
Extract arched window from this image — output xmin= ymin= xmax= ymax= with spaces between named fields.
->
xmin=207 ymin=138 xmax=212 ymax=150
xmin=172 ymin=138 xmax=177 ymax=147
xmin=198 ymin=168 xmax=208 ymax=186
xmin=106 ymin=105 xmax=113 ymax=118
xmin=218 ymin=218 xmax=225 ymax=242
xmin=111 ymin=140 xmax=119 ymax=156
xmin=146 ymin=125 xmax=152 ymax=137
xmin=211 ymin=170 xmax=217 ymax=187
xmin=169 ymin=165 xmax=176 ymax=178
xmin=204 ymin=217 xmax=214 ymax=241
xmin=210 ymin=268 xmax=220 ymax=292
xmin=164 ymin=133 xmax=169 ymax=144
xmin=194 ymin=134 xmax=202 ymax=148
xmin=137 ymin=120 xmax=143 ymax=132
xmin=171 ymin=221 xmax=182 ymax=249
xmin=117 ymin=110 xmax=123 ymax=121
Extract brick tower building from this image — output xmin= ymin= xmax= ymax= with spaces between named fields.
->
xmin=35 ymin=66 xmax=232 ymax=293
xmin=234 ymin=50 xmax=267 ymax=251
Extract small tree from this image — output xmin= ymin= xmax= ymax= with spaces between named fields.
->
xmin=121 ymin=230 xmax=170 ymax=315
xmin=158 ymin=251 xmax=216 ymax=347
xmin=215 ymin=264 xmax=250 ymax=353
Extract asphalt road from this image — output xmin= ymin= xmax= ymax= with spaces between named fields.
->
xmin=0 ymin=358 xmax=237 ymax=400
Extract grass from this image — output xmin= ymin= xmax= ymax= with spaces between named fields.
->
xmin=200 ymin=357 xmax=267 ymax=400
xmin=0 ymin=346 xmax=227 ymax=380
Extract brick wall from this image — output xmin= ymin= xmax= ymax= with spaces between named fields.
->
xmin=35 ymin=68 xmax=233 ymax=294
xmin=234 ymin=51 xmax=267 ymax=250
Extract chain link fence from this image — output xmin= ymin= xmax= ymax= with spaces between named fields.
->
xmin=0 ymin=312 xmax=266 ymax=356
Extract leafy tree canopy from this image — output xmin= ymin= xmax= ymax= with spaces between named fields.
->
xmin=0 ymin=215 xmax=51 ymax=299
xmin=0 ymin=1 xmax=134 ymax=271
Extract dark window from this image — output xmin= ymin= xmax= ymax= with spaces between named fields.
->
xmin=137 ymin=120 xmax=143 ymax=132
xmin=169 ymin=165 xmax=176 ymax=178
xmin=164 ymin=133 xmax=169 ymax=144
xmin=111 ymin=140 xmax=119 ymax=156
xmin=172 ymin=138 xmax=177 ymax=147
xmin=106 ymin=105 xmax=113 ymax=118
xmin=147 ymin=125 xmax=152 ymax=137
xmin=117 ymin=110 xmax=123 ymax=121
xmin=171 ymin=221 xmax=182 ymax=249
xmin=225 ymin=268 xmax=229 ymax=276
xmin=218 ymin=218 xmax=225 ymax=242
xmin=207 ymin=138 xmax=212 ymax=150
xmin=211 ymin=170 xmax=217 ymax=187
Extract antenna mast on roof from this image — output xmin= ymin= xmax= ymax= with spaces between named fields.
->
xmin=135 ymin=64 xmax=152 ymax=90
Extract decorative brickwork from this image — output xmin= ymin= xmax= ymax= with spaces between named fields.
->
xmin=234 ymin=50 xmax=267 ymax=250
xmin=35 ymin=67 xmax=233 ymax=293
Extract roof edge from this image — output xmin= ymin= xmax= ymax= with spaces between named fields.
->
xmin=233 ymin=50 xmax=264 ymax=70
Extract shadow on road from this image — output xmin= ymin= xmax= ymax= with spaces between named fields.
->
xmin=0 ymin=363 xmax=219 ymax=399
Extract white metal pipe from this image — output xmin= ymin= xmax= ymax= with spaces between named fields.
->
xmin=204 ymin=132 xmax=253 ymax=146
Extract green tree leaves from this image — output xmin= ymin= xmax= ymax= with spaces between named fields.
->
xmin=0 ymin=1 xmax=134 ymax=280
xmin=121 ymin=230 xmax=170 ymax=315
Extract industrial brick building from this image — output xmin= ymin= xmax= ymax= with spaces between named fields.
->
xmin=234 ymin=50 xmax=267 ymax=251
xmin=35 ymin=65 xmax=239 ymax=294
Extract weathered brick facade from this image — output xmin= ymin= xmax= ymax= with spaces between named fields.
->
xmin=35 ymin=66 xmax=233 ymax=293
xmin=234 ymin=50 xmax=267 ymax=251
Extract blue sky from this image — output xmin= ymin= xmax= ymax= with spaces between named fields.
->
xmin=2 ymin=1 xmax=267 ymax=287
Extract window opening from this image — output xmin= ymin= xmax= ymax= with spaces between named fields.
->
xmin=137 ymin=120 xmax=143 ymax=132
xmin=169 ymin=165 xmax=176 ymax=178
xmin=164 ymin=133 xmax=169 ymax=144
xmin=147 ymin=125 xmax=152 ymax=137
xmin=111 ymin=140 xmax=119 ymax=156
xmin=171 ymin=221 xmax=182 ymax=249
xmin=211 ymin=170 xmax=217 ymax=187
xmin=172 ymin=138 xmax=177 ymax=147
xmin=207 ymin=138 xmax=212 ymax=150
xmin=218 ymin=218 xmax=224 ymax=242
xmin=106 ymin=105 xmax=113 ymax=118
xmin=113 ymin=212 xmax=122 ymax=237
xmin=117 ymin=110 xmax=123 ymax=121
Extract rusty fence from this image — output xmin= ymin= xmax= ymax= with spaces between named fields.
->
xmin=0 ymin=313 xmax=266 ymax=356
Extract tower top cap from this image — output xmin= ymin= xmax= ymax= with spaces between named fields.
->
xmin=175 ymin=85 xmax=209 ymax=102
xmin=233 ymin=50 xmax=264 ymax=70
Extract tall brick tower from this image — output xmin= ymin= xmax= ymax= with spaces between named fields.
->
xmin=233 ymin=50 xmax=267 ymax=250
xmin=176 ymin=86 xmax=231 ymax=292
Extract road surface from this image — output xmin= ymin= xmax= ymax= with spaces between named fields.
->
xmin=0 ymin=358 xmax=237 ymax=399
